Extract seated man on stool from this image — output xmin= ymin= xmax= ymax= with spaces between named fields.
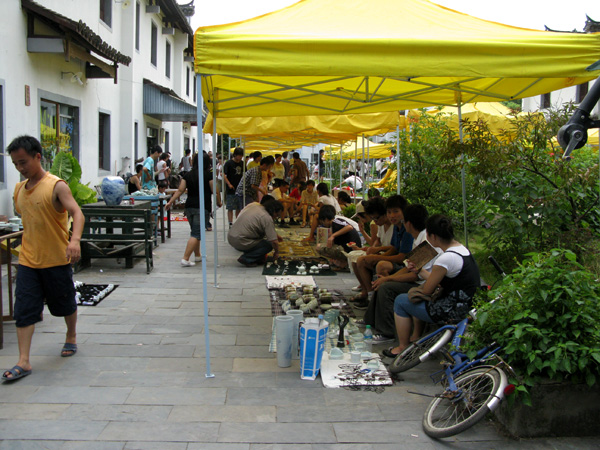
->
xmin=271 ymin=179 xmax=297 ymax=227
xmin=228 ymin=196 xmax=284 ymax=267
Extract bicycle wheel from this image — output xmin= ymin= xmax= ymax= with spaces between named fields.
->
xmin=422 ymin=367 xmax=504 ymax=438
xmin=388 ymin=328 xmax=454 ymax=374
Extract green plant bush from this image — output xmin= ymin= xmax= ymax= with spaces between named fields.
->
xmin=50 ymin=152 xmax=97 ymax=206
xmin=342 ymin=203 xmax=356 ymax=218
xmin=469 ymin=249 xmax=600 ymax=405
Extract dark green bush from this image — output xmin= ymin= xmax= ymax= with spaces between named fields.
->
xmin=469 ymin=249 xmax=600 ymax=405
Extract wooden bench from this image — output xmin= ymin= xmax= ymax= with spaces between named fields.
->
xmin=74 ymin=206 xmax=154 ymax=274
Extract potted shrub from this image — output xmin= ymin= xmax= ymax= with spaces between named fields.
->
xmin=468 ymin=249 xmax=600 ymax=437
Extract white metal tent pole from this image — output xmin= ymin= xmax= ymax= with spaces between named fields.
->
xmin=366 ymin=138 xmax=370 ymax=194
xmin=212 ymin=119 xmax=219 ymax=287
xmin=328 ymin=146 xmax=332 ymax=182
xmin=339 ymin=140 xmax=343 ymax=188
xmin=222 ymin=134 xmax=226 ymax=242
xmin=354 ymin=140 xmax=358 ymax=204
xmin=242 ymin=137 xmax=246 ymax=208
xmin=361 ymin=134 xmax=366 ymax=200
xmin=396 ymin=124 xmax=401 ymax=194
xmin=458 ymin=100 xmax=469 ymax=248
xmin=197 ymin=76 xmax=214 ymax=378
xmin=312 ymin=145 xmax=315 ymax=179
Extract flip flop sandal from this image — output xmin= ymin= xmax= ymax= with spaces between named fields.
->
xmin=381 ymin=346 xmax=401 ymax=358
xmin=2 ymin=365 xmax=32 ymax=382
xmin=61 ymin=343 xmax=78 ymax=357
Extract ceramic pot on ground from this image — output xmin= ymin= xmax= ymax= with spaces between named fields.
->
xmin=101 ymin=176 xmax=126 ymax=206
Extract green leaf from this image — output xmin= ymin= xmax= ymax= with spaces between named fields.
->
xmin=50 ymin=151 xmax=74 ymax=182
xmin=586 ymin=372 xmax=596 ymax=387
xmin=564 ymin=251 xmax=577 ymax=262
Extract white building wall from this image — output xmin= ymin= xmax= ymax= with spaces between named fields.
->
xmin=522 ymin=81 xmax=600 ymax=117
xmin=0 ymin=0 xmax=198 ymax=216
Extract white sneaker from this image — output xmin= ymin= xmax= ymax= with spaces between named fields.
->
xmin=195 ymin=256 xmax=202 ymax=262
xmin=181 ymin=259 xmax=196 ymax=267
xmin=351 ymin=285 xmax=362 ymax=292
xmin=372 ymin=334 xmax=395 ymax=344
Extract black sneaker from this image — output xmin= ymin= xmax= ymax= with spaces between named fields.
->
xmin=237 ymin=256 xmax=259 ymax=267
xmin=279 ymin=222 xmax=291 ymax=228
xmin=353 ymin=300 xmax=369 ymax=310
xmin=289 ymin=218 xmax=299 ymax=225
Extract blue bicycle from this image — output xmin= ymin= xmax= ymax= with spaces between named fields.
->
xmin=419 ymin=324 xmax=515 ymax=437
xmin=389 ymin=257 xmax=517 ymax=437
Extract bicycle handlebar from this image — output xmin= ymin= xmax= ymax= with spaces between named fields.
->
xmin=488 ymin=256 xmax=506 ymax=277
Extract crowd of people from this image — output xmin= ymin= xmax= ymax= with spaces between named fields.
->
xmin=132 ymin=146 xmax=481 ymax=357
xmin=1 ymin=136 xmax=481 ymax=382
xmin=216 ymin=147 xmax=481 ymax=358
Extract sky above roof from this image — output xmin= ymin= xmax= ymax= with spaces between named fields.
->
xmin=190 ymin=0 xmax=597 ymax=31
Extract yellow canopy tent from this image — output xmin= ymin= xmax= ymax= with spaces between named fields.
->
xmin=408 ymin=102 xmax=519 ymax=136
xmin=323 ymin=138 xmax=394 ymax=160
xmin=204 ymin=110 xmax=404 ymax=155
xmin=195 ymin=0 xmax=599 ymax=118
xmin=191 ymin=0 xmax=600 ymax=374
xmin=203 ymin=111 xmax=402 ymax=136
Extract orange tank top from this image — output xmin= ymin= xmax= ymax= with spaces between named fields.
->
xmin=14 ymin=172 xmax=70 ymax=268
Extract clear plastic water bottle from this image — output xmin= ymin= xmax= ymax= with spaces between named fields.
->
xmin=363 ymin=325 xmax=373 ymax=352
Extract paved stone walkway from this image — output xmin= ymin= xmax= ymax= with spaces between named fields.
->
xmin=0 ymin=217 xmax=597 ymax=449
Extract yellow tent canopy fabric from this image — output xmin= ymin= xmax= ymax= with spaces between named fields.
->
xmin=408 ymin=102 xmax=521 ymax=137
xmin=194 ymin=0 xmax=600 ymax=118
xmin=203 ymin=111 xmax=401 ymax=136
xmin=323 ymin=138 xmax=393 ymax=160
xmin=203 ymin=111 xmax=403 ymax=151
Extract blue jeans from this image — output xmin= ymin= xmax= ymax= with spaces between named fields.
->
xmin=394 ymin=293 xmax=433 ymax=323
xmin=185 ymin=208 xmax=201 ymax=239
xmin=240 ymin=239 xmax=273 ymax=265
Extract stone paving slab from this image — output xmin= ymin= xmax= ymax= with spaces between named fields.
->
xmin=168 ymin=405 xmax=276 ymax=423
xmin=97 ymin=422 xmax=219 ymax=442
xmin=217 ymin=422 xmax=337 ymax=444
xmin=124 ymin=386 xmax=227 ymax=405
xmin=1 ymin=219 xmax=596 ymax=448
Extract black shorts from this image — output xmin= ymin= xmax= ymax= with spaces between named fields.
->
xmin=14 ymin=264 xmax=77 ymax=327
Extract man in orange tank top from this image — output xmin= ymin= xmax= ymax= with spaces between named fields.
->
xmin=2 ymin=136 xmax=84 ymax=382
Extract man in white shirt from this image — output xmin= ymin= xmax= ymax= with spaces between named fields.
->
xmin=344 ymin=175 xmax=363 ymax=192
xmin=271 ymin=180 xmax=297 ymax=227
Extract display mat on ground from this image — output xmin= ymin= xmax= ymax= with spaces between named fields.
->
xmin=74 ymin=283 xmax=118 ymax=306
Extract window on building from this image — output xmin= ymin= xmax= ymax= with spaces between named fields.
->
xmin=541 ymin=93 xmax=551 ymax=109
xmin=193 ymin=75 xmax=196 ymax=102
xmin=151 ymin=22 xmax=158 ymax=67
xmin=165 ymin=41 xmax=171 ymax=78
xmin=184 ymin=136 xmax=190 ymax=152
xmin=186 ymin=66 xmax=190 ymax=96
xmin=99 ymin=112 xmax=111 ymax=171
xmin=164 ymin=131 xmax=170 ymax=153
xmin=192 ymin=138 xmax=196 ymax=153
xmin=40 ymin=99 xmax=80 ymax=169
xmin=576 ymin=82 xmax=589 ymax=104
xmin=0 ymin=85 xmax=4 ymax=184
xmin=134 ymin=121 xmax=139 ymax=161
xmin=147 ymin=126 xmax=158 ymax=154
xmin=135 ymin=1 xmax=140 ymax=51
xmin=99 ymin=0 xmax=112 ymax=27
